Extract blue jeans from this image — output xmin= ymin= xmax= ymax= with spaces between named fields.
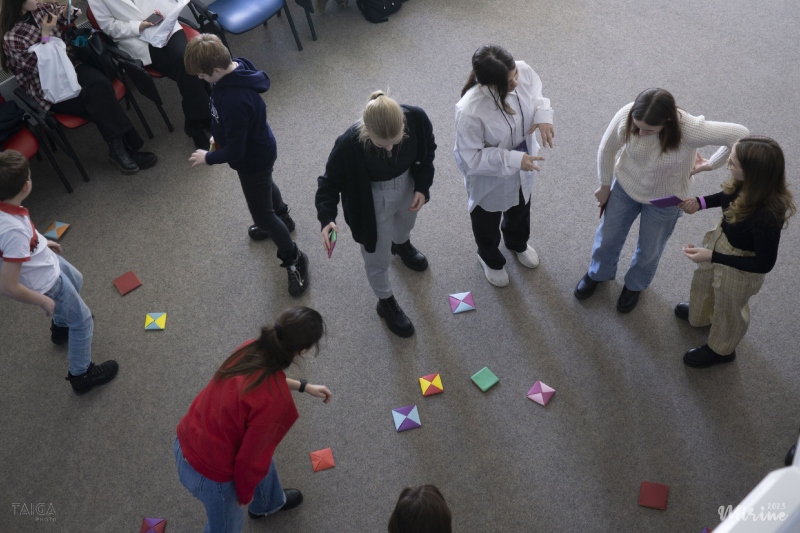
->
xmin=174 ymin=437 xmax=286 ymax=533
xmin=45 ymin=256 xmax=92 ymax=376
xmin=588 ymin=182 xmax=681 ymax=291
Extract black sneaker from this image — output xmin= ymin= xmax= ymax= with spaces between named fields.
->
xmin=248 ymin=489 xmax=303 ymax=519
xmin=248 ymin=225 xmax=270 ymax=241
xmin=285 ymin=250 xmax=309 ymax=297
xmin=51 ymin=321 xmax=68 ymax=345
xmin=65 ymin=360 xmax=119 ymax=395
xmin=376 ymin=295 xmax=414 ymax=338
xmin=391 ymin=240 xmax=428 ymax=272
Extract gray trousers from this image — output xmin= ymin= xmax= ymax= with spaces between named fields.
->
xmin=360 ymin=170 xmax=418 ymax=299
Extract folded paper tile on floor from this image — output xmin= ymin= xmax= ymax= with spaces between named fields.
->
xmin=392 ymin=405 xmax=421 ymax=432
xmin=419 ymin=373 xmax=443 ymax=396
xmin=638 ymin=481 xmax=669 ymax=510
xmin=145 ymin=313 xmax=167 ymax=330
xmin=139 ymin=517 xmax=166 ymax=533
xmin=527 ymin=381 xmax=555 ymax=406
xmin=471 ymin=367 xmax=498 ymax=392
xmin=43 ymin=221 xmax=69 ymax=240
xmin=449 ymin=292 xmax=476 ymax=314
xmin=114 ymin=271 xmax=142 ymax=295
xmin=310 ymin=448 xmax=335 ymax=472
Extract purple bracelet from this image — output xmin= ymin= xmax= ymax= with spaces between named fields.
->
xmin=698 ymin=196 xmax=706 ymax=210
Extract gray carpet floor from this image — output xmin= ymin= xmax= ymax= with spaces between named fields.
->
xmin=2 ymin=0 xmax=799 ymax=531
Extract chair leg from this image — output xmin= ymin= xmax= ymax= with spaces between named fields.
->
xmin=156 ymin=104 xmax=174 ymax=132
xmin=124 ymin=92 xmax=154 ymax=139
xmin=38 ymin=142 xmax=73 ymax=194
xmin=305 ymin=9 xmax=317 ymax=41
xmin=52 ymin=124 xmax=89 ymax=182
xmin=282 ymin=3 xmax=303 ymax=51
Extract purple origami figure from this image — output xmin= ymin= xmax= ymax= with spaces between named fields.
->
xmin=392 ymin=405 xmax=421 ymax=432
xmin=527 ymin=381 xmax=555 ymax=406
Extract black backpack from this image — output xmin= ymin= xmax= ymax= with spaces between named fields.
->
xmin=0 ymin=100 xmax=25 ymax=144
xmin=356 ymin=0 xmax=402 ymax=23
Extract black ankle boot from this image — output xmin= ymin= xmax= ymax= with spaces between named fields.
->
xmin=390 ymin=240 xmax=428 ymax=272
xmin=131 ymin=151 xmax=157 ymax=170
xmin=376 ymin=295 xmax=414 ymax=337
xmin=248 ymin=225 xmax=270 ymax=241
xmin=283 ymin=250 xmax=309 ymax=297
xmin=108 ymin=136 xmax=138 ymax=174
xmin=277 ymin=208 xmax=296 ymax=233
xmin=65 ymin=360 xmax=119 ymax=395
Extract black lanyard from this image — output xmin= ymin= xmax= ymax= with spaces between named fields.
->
xmin=497 ymin=92 xmax=525 ymax=144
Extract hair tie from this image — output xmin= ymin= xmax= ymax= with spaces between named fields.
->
xmin=273 ymin=324 xmax=282 ymax=340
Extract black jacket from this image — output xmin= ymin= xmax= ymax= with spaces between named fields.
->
xmin=315 ymin=105 xmax=436 ymax=253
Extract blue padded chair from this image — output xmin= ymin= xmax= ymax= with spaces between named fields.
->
xmin=188 ymin=0 xmax=315 ymax=51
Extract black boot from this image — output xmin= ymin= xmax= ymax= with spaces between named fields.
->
xmin=65 ymin=360 xmax=119 ymax=395
xmin=108 ymin=136 xmax=138 ymax=174
xmin=390 ymin=240 xmax=428 ymax=272
xmin=674 ymin=302 xmax=689 ymax=321
xmin=50 ymin=321 xmax=68 ymax=345
xmin=249 ymin=489 xmax=303 ymax=519
xmin=376 ymin=295 xmax=414 ymax=338
xmin=574 ymin=273 xmax=599 ymax=300
xmin=131 ymin=151 xmax=157 ymax=170
xmin=277 ymin=208 xmax=296 ymax=233
xmin=283 ymin=249 xmax=309 ymax=297
xmin=617 ymin=286 xmax=641 ymax=313
xmin=248 ymin=225 xmax=270 ymax=241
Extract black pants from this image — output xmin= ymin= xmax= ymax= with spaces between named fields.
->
xmin=148 ymin=31 xmax=210 ymax=123
xmin=469 ymin=188 xmax=531 ymax=270
xmin=237 ymin=166 xmax=296 ymax=263
xmin=50 ymin=63 xmax=143 ymax=151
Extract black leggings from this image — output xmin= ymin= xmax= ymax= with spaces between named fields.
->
xmin=49 ymin=63 xmax=143 ymax=151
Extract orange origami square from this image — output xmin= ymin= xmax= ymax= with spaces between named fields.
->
xmin=310 ymin=448 xmax=335 ymax=472
xmin=419 ymin=373 xmax=443 ymax=396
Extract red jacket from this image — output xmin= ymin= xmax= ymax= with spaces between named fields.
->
xmin=177 ymin=342 xmax=299 ymax=504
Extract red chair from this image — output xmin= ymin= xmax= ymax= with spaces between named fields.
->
xmin=1 ymin=96 xmax=74 ymax=193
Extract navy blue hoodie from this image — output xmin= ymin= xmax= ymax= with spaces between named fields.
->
xmin=204 ymin=58 xmax=277 ymax=173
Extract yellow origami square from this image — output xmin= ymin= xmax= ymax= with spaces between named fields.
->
xmin=145 ymin=313 xmax=167 ymax=330
xmin=419 ymin=373 xmax=443 ymax=396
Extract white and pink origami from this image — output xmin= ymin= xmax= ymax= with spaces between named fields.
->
xmin=527 ymin=381 xmax=555 ymax=406
xmin=449 ymin=292 xmax=475 ymax=314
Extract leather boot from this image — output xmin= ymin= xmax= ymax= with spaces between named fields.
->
xmin=376 ymin=295 xmax=414 ymax=337
xmin=108 ymin=136 xmax=138 ymax=174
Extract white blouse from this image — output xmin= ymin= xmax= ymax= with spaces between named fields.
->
xmin=454 ymin=61 xmax=554 ymax=212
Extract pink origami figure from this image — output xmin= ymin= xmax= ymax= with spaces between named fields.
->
xmin=139 ymin=517 xmax=166 ymax=533
xmin=527 ymin=381 xmax=555 ymax=406
xmin=449 ymin=292 xmax=475 ymax=314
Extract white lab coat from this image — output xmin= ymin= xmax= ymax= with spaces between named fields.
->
xmin=88 ymin=0 xmax=182 ymax=65
xmin=454 ymin=61 xmax=553 ymax=213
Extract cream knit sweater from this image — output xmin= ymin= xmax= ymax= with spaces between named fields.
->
xmin=597 ymin=103 xmax=749 ymax=203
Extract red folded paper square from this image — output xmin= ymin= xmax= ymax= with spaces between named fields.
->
xmin=638 ymin=481 xmax=669 ymax=510
xmin=310 ymin=448 xmax=335 ymax=472
xmin=140 ymin=517 xmax=166 ymax=533
xmin=114 ymin=271 xmax=142 ymax=296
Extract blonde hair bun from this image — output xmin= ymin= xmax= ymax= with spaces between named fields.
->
xmin=369 ymin=90 xmax=386 ymax=101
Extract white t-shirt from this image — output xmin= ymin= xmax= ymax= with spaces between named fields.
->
xmin=0 ymin=203 xmax=60 ymax=294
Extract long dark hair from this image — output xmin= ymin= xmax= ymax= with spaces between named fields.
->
xmin=624 ymin=88 xmax=682 ymax=153
xmin=461 ymin=44 xmax=516 ymax=115
xmin=0 ymin=0 xmax=29 ymax=70
xmin=214 ymin=307 xmax=325 ymax=394
xmin=387 ymin=485 xmax=452 ymax=533
xmin=721 ymin=136 xmax=796 ymax=227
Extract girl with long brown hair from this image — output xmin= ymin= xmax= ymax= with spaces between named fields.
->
xmin=574 ymin=88 xmax=749 ymax=313
xmin=677 ymin=136 xmax=795 ymax=367
xmin=174 ymin=307 xmax=332 ymax=532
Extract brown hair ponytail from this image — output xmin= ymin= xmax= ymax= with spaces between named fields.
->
xmin=214 ymin=307 xmax=325 ymax=394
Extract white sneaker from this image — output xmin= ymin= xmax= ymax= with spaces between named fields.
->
xmin=478 ymin=255 xmax=509 ymax=287
xmin=515 ymin=244 xmax=540 ymax=269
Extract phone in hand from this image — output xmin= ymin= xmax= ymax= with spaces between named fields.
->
xmin=327 ymin=229 xmax=337 ymax=259
xmin=144 ymin=12 xmax=164 ymax=25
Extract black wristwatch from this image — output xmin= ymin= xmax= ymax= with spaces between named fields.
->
xmin=298 ymin=379 xmax=307 ymax=393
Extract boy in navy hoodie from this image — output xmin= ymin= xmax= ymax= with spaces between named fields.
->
xmin=185 ymin=35 xmax=308 ymax=296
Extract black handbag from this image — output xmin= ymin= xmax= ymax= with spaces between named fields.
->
xmin=355 ymin=0 xmax=402 ymax=23
xmin=64 ymin=27 xmax=117 ymax=79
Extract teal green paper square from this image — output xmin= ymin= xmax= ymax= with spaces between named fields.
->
xmin=471 ymin=367 xmax=499 ymax=392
